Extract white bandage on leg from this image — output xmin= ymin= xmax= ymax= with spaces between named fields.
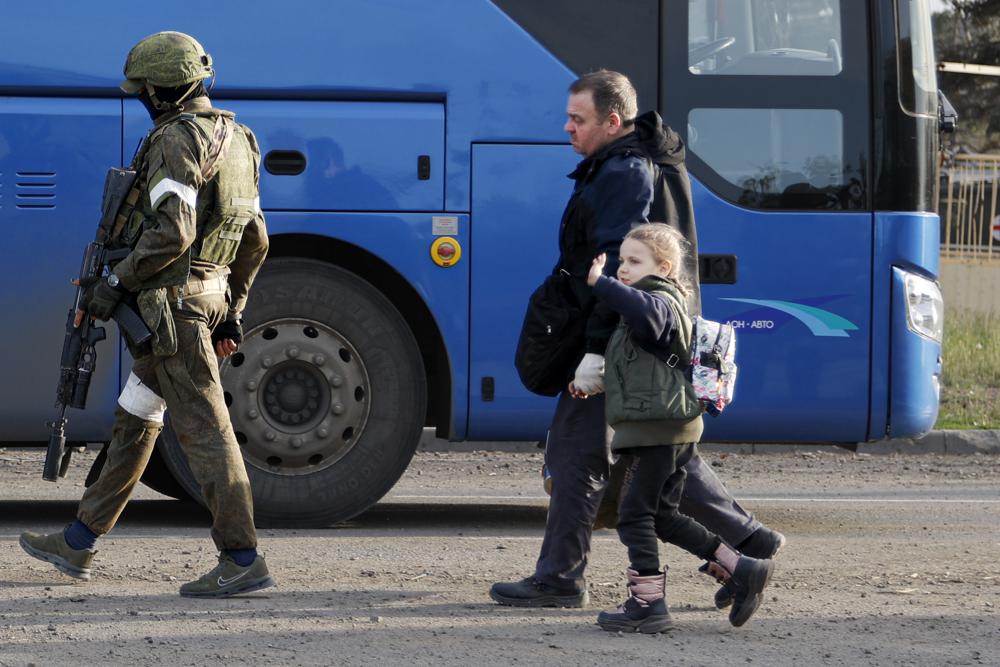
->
xmin=118 ymin=372 xmax=167 ymax=423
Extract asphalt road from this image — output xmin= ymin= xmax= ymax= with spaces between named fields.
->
xmin=0 ymin=447 xmax=998 ymax=666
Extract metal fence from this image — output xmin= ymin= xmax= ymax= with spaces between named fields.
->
xmin=938 ymin=154 xmax=1000 ymax=261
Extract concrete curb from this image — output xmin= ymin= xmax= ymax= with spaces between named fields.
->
xmin=418 ymin=430 xmax=1000 ymax=455
xmin=865 ymin=430 xmax=1000 ymax=455
xmin=698 ymin=430 xmax=1000 ymax=456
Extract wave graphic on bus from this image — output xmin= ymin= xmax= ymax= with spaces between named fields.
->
xmin=720 ymin=298 xmax=860 ymax=337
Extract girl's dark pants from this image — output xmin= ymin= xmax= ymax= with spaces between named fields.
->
xmin=617 ymin=443 xmax=722 ymax=573
xmin=534 ymin=392 xmax=757 ymax=591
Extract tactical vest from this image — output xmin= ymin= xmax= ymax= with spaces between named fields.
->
xmin=109 ymin=110 xmax=261 ymax=289
xmin=188 ymin=114 xmax=260 ymax=266
xmin=604 ymin=277 xmax=703 ymax=427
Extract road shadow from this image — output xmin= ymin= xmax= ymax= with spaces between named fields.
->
xmin=0 ymin=499 xmax=548 ymax=532
xmin=0 ymin=499 xmax=211 ymax=529
xmin=0 ymin=593 xmax=993 ymax=666
xmin=340 ymin=503 xmax=548 ymax=530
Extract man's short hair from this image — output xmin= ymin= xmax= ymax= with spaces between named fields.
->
xmin=569 ymin=70 xmax=638 ymax=125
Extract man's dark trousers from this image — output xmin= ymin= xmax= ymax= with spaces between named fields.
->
xmin=535 ymin=391 xmax=760 ymax=591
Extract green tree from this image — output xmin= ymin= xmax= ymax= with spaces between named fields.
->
xmin=934 ymin=0 xmax=1000 ymax=152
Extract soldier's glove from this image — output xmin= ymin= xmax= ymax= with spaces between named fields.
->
xmin=82 ymin=276 xmax=126 ymax=321
xmin=572 ymin=353 xmax=605 ymax=396
xmin=211 ymin=318 xmax=243 ymax=346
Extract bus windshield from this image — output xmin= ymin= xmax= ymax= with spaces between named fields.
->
xmin=896 ymin=0 xmax=937 ymax=117
xmin=689 ymin=0 xmax=843 ymax=76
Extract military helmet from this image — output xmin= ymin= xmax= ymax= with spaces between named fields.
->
xmin=120 ymin=31 xmax=214 ymax=94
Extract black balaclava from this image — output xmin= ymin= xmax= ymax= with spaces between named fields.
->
xmin=138 ymin=81 xmax=208 ymax=120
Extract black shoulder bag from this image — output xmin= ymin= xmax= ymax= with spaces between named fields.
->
xmin=514 ymin=269 xmax=587 ymax=396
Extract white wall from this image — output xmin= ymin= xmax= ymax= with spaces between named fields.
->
xmin=940 ymin=257 xmax=1000 ymax=315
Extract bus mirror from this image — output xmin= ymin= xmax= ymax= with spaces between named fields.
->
xmin=938 ymin=91 xmax=958 ymax=134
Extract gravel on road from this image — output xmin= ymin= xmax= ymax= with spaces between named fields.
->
xmin=0 ymin=447 xmax=997 ymax=666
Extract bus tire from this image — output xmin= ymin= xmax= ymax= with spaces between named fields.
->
xmin=158 ymin=258 xmax=427 ymax=528
xmin=138 ymin=441 xmax=194 ymax=501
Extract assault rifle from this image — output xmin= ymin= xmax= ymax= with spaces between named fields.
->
xmin=44 ymin=168 xmax=153 ymax=481
xmin=44 ymin=244 xmax=153 ymax=481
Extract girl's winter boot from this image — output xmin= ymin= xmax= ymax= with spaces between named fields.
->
xmin=699 ymin=543 xmax=774 ymax=627
xmin=597 ymin=568 xmax=673 ymax=634
xmin=715 ymin=527 xmax=786 ymax=609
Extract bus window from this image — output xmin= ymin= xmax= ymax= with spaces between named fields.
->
xmin=688 ymin=108 xmax=851 ymax=208
xmin=896 ymin=0 xmax=937 ymax=117
xmin=689 ymin=0 xmax=843 ymax=76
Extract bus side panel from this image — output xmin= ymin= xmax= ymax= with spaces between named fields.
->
xmin=467 ymin=143 xmax=577 ymax=440
xmin=0 ymin=97 xmax=121 ymax=440
xmin=692 ymin=180 xmax=873 ymax=443
xmin=125 ymin=100 xmax=445 ymax=213
xmin=0 ymin=1 xmax=575 ymax=213
xmin=260 ymin=211 xmax=470 ymax=437
xmin=871 ymin=213 xmax=941 ymax=438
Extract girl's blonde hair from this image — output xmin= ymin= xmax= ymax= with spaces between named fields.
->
xmin=623 ymin=222 xmax=691 ymax=295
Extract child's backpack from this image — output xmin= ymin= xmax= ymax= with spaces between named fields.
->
xmin=686 ymin=316 xmax=737 ymax=416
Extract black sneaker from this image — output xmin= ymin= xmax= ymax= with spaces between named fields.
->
xmin=489 ymin=576 xmax=588 ymax=608
xmin=715 ymin=527 xmax=785 ymax=609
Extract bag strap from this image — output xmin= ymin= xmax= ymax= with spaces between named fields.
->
xmin=199 ymin=115 xmax=235 ymax=182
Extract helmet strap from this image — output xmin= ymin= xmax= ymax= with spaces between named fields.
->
xmin=174 ymin=80 xmax=201 ymax=109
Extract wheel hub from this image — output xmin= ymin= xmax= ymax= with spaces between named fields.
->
xmin=220 ymin=319 xmax=371 ymax=475
xmin=262 ymin=363 xmax=326 ymax=427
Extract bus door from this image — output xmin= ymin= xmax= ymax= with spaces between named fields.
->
xmin=665 ymin=0 xmax=874 ymax=442
xmin=0 ymin=98 xmax=122 ymax=440
xmin=467 ymin=143 xmax=578 ymax=439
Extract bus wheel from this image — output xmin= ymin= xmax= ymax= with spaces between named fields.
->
xmin=158 ymin=258 xmax=427 ymax=527
xmin=138 ymin=441 xmax=193 ymax=501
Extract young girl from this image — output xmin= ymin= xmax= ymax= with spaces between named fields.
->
xmin=573 ymin=223 xmax=773 ymax=632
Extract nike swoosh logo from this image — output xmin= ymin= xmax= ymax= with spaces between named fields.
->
xmin=217 ymin=570 xmax=250 ymax=587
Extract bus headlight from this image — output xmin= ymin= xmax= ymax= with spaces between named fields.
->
xmin=903 ymin=271 xmax=943 ymax=342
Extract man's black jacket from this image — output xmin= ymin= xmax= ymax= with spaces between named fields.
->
xmin=556 ymin=110 xmax=699 ymax=356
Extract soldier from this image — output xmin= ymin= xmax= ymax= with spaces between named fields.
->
xmin=19 ymin=32 xmax=273 ymax=598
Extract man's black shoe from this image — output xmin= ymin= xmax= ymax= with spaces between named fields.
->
xmin=489 ymin=576 xmax=588 ymax=608
xmin=740 ymin=526 xmax=787 ymax=559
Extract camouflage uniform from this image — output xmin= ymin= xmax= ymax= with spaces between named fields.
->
xmin=77 ymin=95 xmax=269 ymax=552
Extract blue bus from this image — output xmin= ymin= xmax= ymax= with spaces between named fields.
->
xmin=0 ymin=0 xmax=944 ymax=525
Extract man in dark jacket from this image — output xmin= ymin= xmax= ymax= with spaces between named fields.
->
xmin=490 ymin=70 xmax=784 ymax=608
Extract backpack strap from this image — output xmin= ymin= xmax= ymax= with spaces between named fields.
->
xmin=625 ymin=288 xmax=692 ymax=370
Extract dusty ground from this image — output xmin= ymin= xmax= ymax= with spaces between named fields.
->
xmin=0 ymin=447 xmax=998 ymax=666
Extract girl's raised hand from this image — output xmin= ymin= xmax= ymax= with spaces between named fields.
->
xmin=586 ymin=253 xmax=607 ymax=287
